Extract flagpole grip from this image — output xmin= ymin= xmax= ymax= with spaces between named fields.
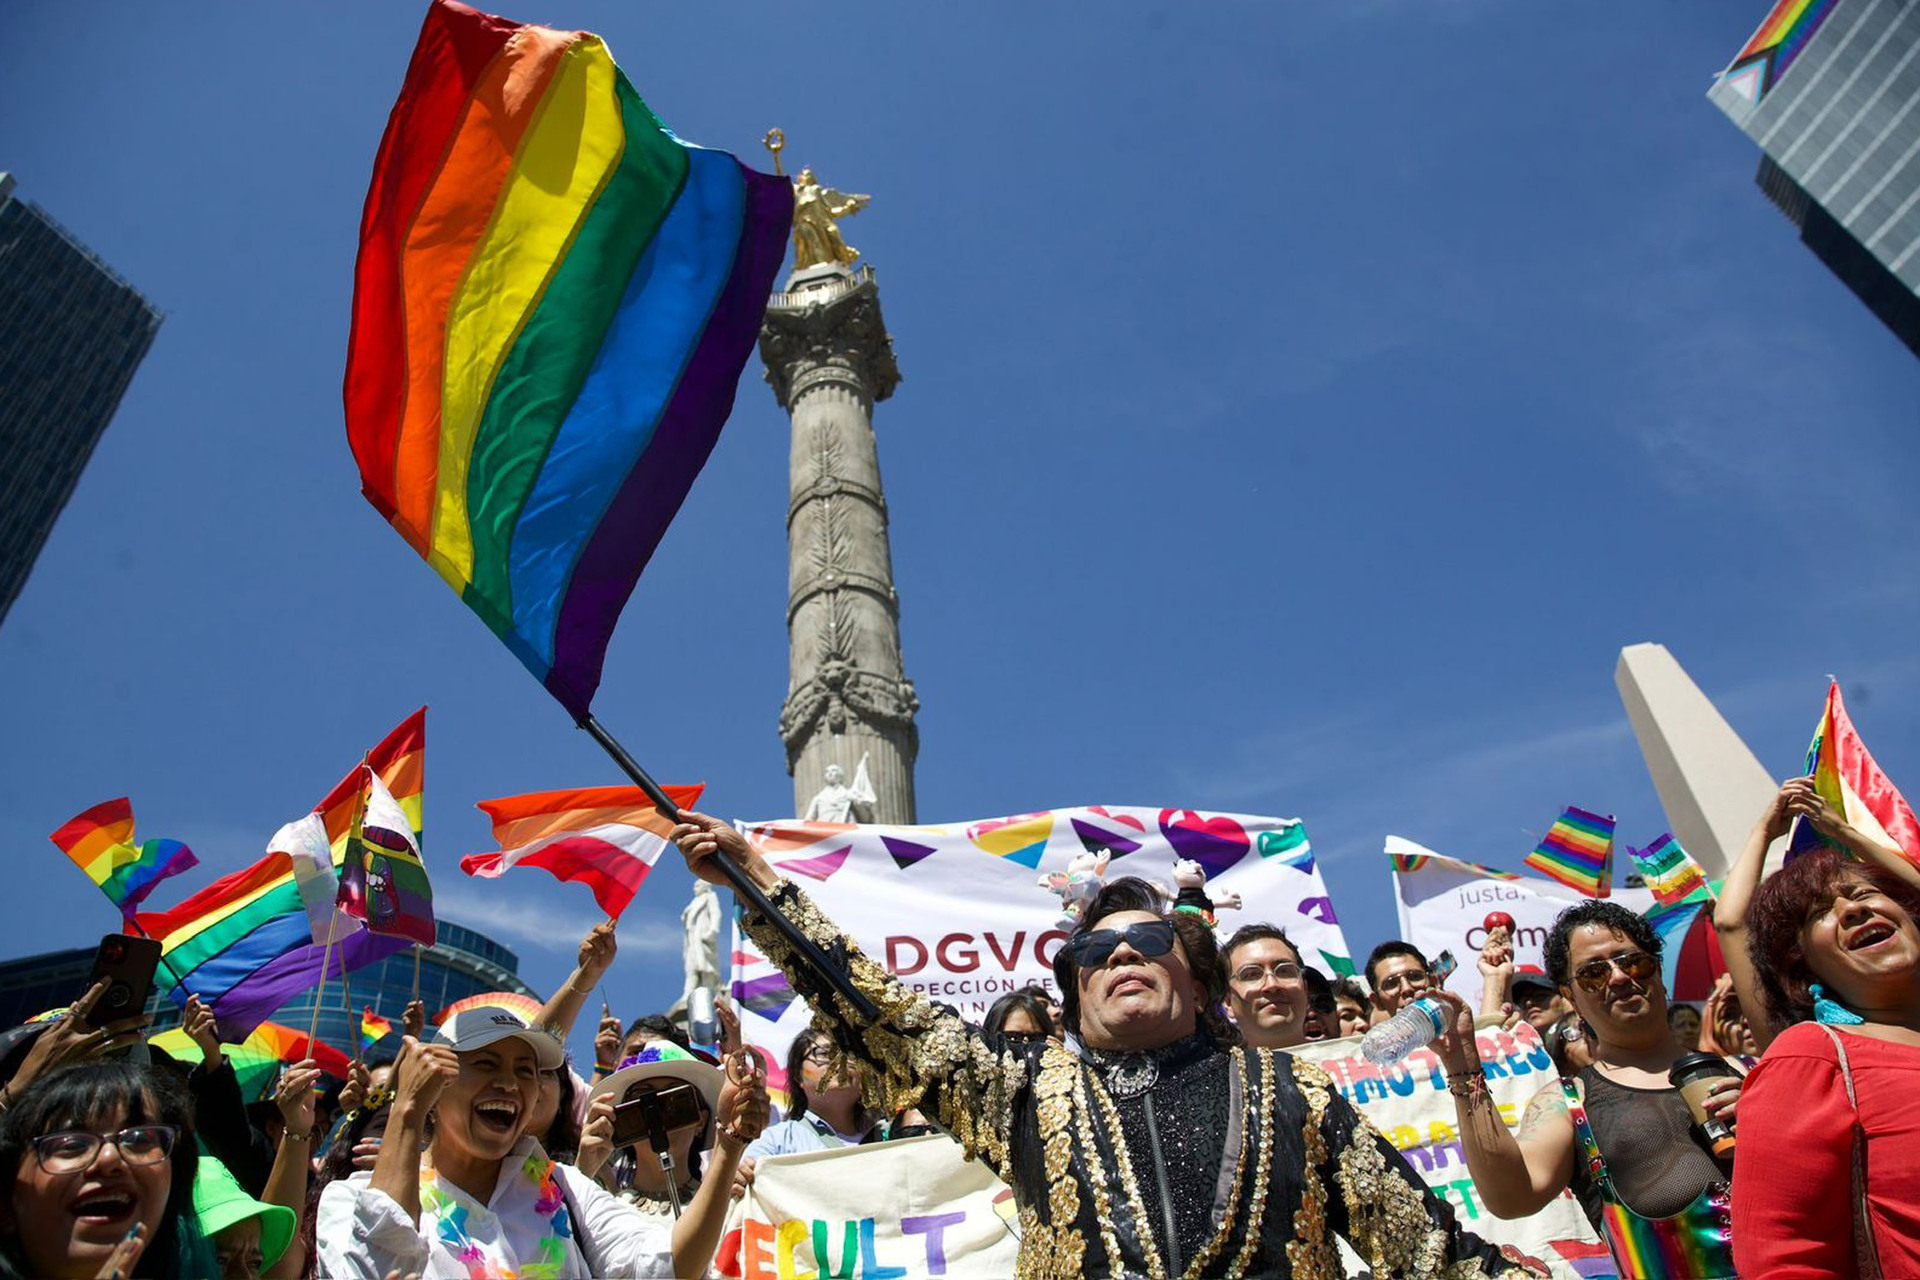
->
xmin=578 ymin=716 xmax=880 ymax=1023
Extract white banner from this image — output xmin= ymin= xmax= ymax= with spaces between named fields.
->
xmin=714 ymin=1135 xmax=1019 ymax=1279
xmin=1386 ymin=836 xmax=1652 ymax=1006
xmin=731 ymin=806 xmax=1352 ymax=1102
xmin=1297 ymin=1021 xmax=1614 ymax=1279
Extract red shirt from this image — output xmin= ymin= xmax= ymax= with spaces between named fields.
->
xmin=1732 ymin=1022 xmax=1920 ymax=1277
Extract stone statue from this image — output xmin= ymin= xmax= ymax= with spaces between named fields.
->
xmin=679 ymin=880 xmax=721 ymax=1012
xmin=803 ymin=754 xmax=877 ymax=823
xmin=790 ymin=167 xmax=870 ymax=269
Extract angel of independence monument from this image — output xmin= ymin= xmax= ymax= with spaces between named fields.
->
xmin=757 ymin=131 xmax=920 ymax=825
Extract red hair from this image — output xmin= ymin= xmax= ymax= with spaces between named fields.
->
xmin=1746 ymin=846 xmax=1920 ymax=1028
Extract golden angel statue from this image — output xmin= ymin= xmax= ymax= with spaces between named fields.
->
xmin=790 ymin=167 xmax=871 ymax=269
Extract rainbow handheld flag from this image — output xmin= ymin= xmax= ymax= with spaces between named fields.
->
xmin=338 ymin=767 xmax=435 ymax=946
xmin=361 ymin=1006 xmax=393 ymax=1053
xmin=344 ymin=0 xmax=794 ymax=720
xmin=1788 ymin=680 xmax=1920 ymax=865
xmin=150 ymin=1021 xmax=353 ymax=1102
xmin=1627 ymin=834 xmax=1712 ymax=908
xmin=133 ymin=712 xmax=427 ymax=1038
xmin=1523 ymin=807 xmax=1615 ymax=897
xmin=49 ymin=799 xmax=198 ymax=917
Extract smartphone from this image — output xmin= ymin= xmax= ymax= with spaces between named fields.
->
xmin=1430 ymin=949 xmax=1458 ymax=985
xmin=86 ymin=934 xmax=162 ymax=1022
xmin=610 ymin=1080 xmax=706 ymax=1149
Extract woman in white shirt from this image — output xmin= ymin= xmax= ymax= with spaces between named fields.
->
xmin=316 ymin=1008 xmax=761 ymax=1279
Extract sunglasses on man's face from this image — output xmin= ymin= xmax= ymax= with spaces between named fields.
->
xmin=1570 ymin=950 xmax=1657 ymax=994
xmin=1064 ymin=920 xmax=1177 ymax=970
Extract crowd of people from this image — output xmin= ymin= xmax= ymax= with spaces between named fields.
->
xmin=1 ymin=775 xmax=1916 ymax=1277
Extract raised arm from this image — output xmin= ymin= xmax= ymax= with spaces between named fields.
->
xmin=1714 ymin=782 xmax=1799 ymax=1050
xmin=669 ymin=812 xmax=1026 ymax=1176
xmin=536 ymin=918 xmax=618 ymax=1047
xmin=263 ymin=1059 xmax=321 ymax=1279
xmin=1429 ymin=991 xmax=1576 ymax=1220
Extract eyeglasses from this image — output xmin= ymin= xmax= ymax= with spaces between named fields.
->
xmin=800 ymin=1045 xmax=837 ymax=1066
xmin=1229 ymin=961 xmax=1303 ymax=989
xmin=1063 ymin=920 xmax=1177 ymax=970
xmin=31 ymin=1125 xmax=177 ymax=1175
xmin=1570 ymin=951 xmax=1657 ymax=994
xmin=1374 ymin=968 xmax=1431 ymax=995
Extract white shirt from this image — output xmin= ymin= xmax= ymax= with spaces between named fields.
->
xmin=316 ymin=1136 xmax=672 ymax=1279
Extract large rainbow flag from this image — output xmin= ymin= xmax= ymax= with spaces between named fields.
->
xmin=1787 ymin=680 xmax=1920 ymax=865
xmin=49 ymin=798 xmax=198 ymax=918
xmin=132 ymin=712 xmax=427 ymax=1037
xmin=1522 ymin=807 xmax=1615 ymax=897
xmin=344 ymin=0 xmax=793 ymax=720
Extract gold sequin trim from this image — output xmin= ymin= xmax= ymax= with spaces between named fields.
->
xmin=1288 ymin=1056 xmax=1337 ymax=1278
xmin=1225 ymin=1047 xmax=1278 ymax=1277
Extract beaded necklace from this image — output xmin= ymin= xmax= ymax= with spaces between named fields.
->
xmin=419 ymin=1151 xmax=575 ymax=1280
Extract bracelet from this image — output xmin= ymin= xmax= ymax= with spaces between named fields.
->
xmin=594 ymin=1061 xmax=617 ymax=1074
xmin=281 ymin=1128 xmax=316 ymax=1144
xmin=1444 ymin=1070 xmax=1488 ymax=1098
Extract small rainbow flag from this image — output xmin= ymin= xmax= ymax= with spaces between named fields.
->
xmin=361 ymin=1006 xmax=393 ymax=1052
xmin=1788 ymin=680 xmax=1920 ymax=865
xmin=1723 ymin=0 xmax=1840 ymax=101
xmin=344 ymin=0 xmax=793 ymax=720
xmin=49 ymin=798 xmax=198 ymax=917
xmin=338 ymin=767 xmax=435 ymax=946
xmin=1523 ymin=807 xmax=1615 ymax=897
xmin=462 ymin=783 xmax=703 ymax=919
xmin=1627 ymin=834 xmax=1712 ymax=908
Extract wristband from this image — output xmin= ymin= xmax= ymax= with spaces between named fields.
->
xmin=1444 ymin=1070 xmax=1488 ymax=1097
xmin=281 ymin=1127 xmax=317 ymax=1144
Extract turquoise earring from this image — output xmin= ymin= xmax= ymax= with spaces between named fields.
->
xmin=1811 ymin=983 xmax=1864 ymax=1025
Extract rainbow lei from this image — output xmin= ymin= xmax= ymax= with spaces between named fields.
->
xmin=420 ymin=1152 xmax=575 ymax=1280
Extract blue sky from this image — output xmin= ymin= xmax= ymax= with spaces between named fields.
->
xmin=3 ymin=1 xmax=1917 ymax=1023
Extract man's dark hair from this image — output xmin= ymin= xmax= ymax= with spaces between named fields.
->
xmin=1221 ymin=922 xmax=1302 ymax=970
xmin=1331 ymin=975 xmax=1367 ymax=1005
xmin=1050 ymin=877 xmax=1238 ymax=1046
xmin=623 ymin=1014 xmax=690 ymax=1053
xmin=1543 ymin=900 xmax=1662 ymax=987
xmin=1363 ymin=940 xmax=1430 ymax=991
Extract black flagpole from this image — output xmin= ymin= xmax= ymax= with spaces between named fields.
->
xmin=578 ymin=716 xmax=881 ymax=1023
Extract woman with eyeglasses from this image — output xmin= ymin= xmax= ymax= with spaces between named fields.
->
xmin=980 ymin=990 xmax=1057 ymax=1043
xmin=0 ymin=1058 xmax=216 ymax=1279
xmin=1430 ymin=900 xmax=1741 ymax=1279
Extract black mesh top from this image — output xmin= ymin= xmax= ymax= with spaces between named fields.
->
xmin=1570 ymin=1065 xmax=1734 ymax=1227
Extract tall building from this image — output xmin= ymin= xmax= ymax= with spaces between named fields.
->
xmin=0 ymin=173 xmax=164 ymax=625
xmin=760 ymin=260 xmax=921 ymax=823
xmin=0 ymin=918 xmax=537 ymax=1077
xmin=1707 ymin=0 xmax=1920 ymax=359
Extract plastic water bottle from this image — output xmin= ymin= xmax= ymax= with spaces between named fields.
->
xmin=1359 ymin=996 xmax=1447 ymax=1065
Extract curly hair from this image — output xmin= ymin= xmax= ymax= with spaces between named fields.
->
xmin=1051 ymin=877 xmax=1239 ymax=1047
xmin=1543 ymin=900 xmax=1662 ymax=988
xmin=1746 ymin=846 xmax=1920 ymax=1030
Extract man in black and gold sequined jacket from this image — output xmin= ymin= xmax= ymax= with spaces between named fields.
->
xmin=671 ymin=813 xmax=1540 ymax=1280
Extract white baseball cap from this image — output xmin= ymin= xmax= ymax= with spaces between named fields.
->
xmin=432 ymin=1006 xmax=565 ymax=1070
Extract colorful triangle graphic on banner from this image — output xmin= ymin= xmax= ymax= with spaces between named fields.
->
xmin=881 ymin=835 xmax=938 ymax=871
xmin=776 ymin=844 xmax=851 ymax=882
xmin=967 ymin=813 xmax=1055 ymax=866
xmin=1071 ymin=815 xmax=1144 ymax=859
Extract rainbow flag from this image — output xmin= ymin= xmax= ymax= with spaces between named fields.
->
xmin=151 ymin=1021 xmax=353 ymax=1102
xmin=132 ymin=712 xmax=427 ymax=1038
xmin=338 ymin=767 xmax=435 ymax=946
xmin=1626 ymin=834 xmax=1712 ymax=908
xmin=1788 ymin=680 xmax=1920 ymax=865
xmin=1523 ymin=807 xmax=1615 ymax=897
xmin=49 ymin=799 xmax=198 ymax=917
xmin=361 ymin=1006 xmax=393 ymax=1053
xmin=344 ymin=0 xmax=794 ymax=720
xmin=1719 ymin=0 xmax=1840 ymax=103
xmin=462 ymin=782 xmax=703 ymax=918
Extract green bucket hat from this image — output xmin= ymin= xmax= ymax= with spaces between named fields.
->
xmin=192 ymin=1155 xmax=295 ymax=1269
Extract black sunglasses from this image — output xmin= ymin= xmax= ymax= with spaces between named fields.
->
xmin=1064 ymin=920 xmax=1177 ymax=970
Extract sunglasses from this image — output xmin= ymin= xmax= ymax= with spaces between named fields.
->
xmin=1064 ymin=920 xmax=1177 ymax=970
xmin=1570 ymin=950 xmax=1657 ymax=994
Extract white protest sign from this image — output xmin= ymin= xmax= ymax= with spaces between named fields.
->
xmin=1296 ymin=1021 xmax=1614 ymax=1279
xmin=713 ymin=1135 xmax=1019 ymax=1279
xmin=732 ymin=806 xmax=1351 ymax=1103
xmin=1386 ymin=836 xmax=1652 ymax=1005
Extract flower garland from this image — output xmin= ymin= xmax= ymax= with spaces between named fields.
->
xmin=419 ymin=1151 xmax=574 ymax=1280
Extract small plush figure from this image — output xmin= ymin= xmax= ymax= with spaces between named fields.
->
xmin=1169 ymin=858 xmax=1242 ymax=927
xmin=1039 ymin=850 xmax=1110 ymax=925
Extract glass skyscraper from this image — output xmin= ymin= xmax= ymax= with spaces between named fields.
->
xmin=0 ymin=918 xmax=538 ymax=1085
xmin=0 ymin=173 xmax=163 ymax=626
xmin=1707 ymin=0 xmax=1920 ymax=358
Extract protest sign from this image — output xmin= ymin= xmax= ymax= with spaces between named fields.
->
xmin=1296 ymin=1021 xmax=1614 ymax=1279
xmin=732 ymin=806 xmax=1350 ymax=1101
xmin=1387 ymin=836 xmax=1652 ymax=1006
xmin=714 ymin=1135 xmax=1019 ymax=1279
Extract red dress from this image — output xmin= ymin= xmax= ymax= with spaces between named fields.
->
xmin=1732 ymin=1022 xmax=1920 ymax=1276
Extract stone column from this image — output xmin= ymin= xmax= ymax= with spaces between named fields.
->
xmin=759 ymin=263 xmax=918 ymax=822
xmin=1615 ymin=642 xmax=1782 ymax=881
